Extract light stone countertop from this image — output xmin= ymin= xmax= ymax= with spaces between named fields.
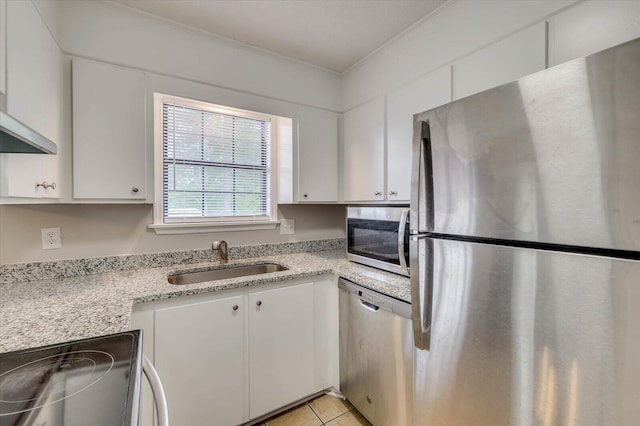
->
xmin=0 ymin=250 xmax=410 ymax=354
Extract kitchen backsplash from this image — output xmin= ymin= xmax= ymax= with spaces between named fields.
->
xmin=0 ymin=238 xmax=345 ymax=285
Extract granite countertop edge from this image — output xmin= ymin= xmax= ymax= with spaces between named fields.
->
xmin=0 ymin=250 xmax=410 ymax=354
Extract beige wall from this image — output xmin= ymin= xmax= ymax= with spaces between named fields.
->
xmin=0 ymin=204 xmax=346 ymax=265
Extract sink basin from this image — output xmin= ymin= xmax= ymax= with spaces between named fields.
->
xmin=167 ymin=263 xmax=289 ymax=285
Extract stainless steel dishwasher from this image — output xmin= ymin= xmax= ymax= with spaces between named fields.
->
xmin=339 ymin=278 xmax=413 ymax=426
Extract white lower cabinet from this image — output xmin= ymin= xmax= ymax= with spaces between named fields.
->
xmin=155 ymin=295 xmax=246 ymax=426
xmin=249 ymin=283 xmax=315 ymax=418
xmin=130 ymin=276 xmax=338 ymax=426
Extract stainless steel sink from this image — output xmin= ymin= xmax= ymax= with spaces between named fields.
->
xmin=167 ymin=263 xmax=289 ymax=285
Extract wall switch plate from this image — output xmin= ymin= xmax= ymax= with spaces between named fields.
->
xmin=42 ymin=227 xmax=62 ymax=249
xmin=279 ymin=219 xmax=295 ymax=235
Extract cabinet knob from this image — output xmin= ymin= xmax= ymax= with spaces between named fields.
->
xmin=36 ymin=182 xmax=56 ymax=190
xmin=256 ymin=300 xmax=262 ymax=307
xmin=389 ymin=190 xmax=397 ymax=196
xmin=374 ymin=191 xmax=382 ymax=196
xmin=303 ymin=193 xmax=308 ymax=198
xmin=232 ymin=305 xmax=239 ymax=311
xmin=132 ymin=187 xmax=139 ymax=193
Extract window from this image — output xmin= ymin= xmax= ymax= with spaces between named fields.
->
xmin=151 ymin=94 xmax=280 ymax=234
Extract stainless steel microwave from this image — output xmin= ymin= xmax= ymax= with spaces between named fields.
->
xmin=346 ymin=206 xmax=410 ymax=276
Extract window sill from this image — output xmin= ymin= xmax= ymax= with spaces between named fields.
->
xmin=148 ymin=220 xmax=280 ymax=235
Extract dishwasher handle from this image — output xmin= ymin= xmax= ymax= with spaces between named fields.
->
xmin=143 ymin=355 xmax=169 ymax=426
xmin=338 ymin=278 xmax=411 ymax=319
xmin=359 ymin=299 xmax=380 ymax=312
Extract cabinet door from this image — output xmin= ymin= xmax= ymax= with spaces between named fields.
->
xmin=155 ymin=295 xmax=246 ymax=426
xmin=72 ymin=59 xmax=147 ymax=200
xmin=297 ymin=108 xmax=338 ymax=202
xmin=0 ymin=156 xmax=61 ymax=198
xmin=249 ymin=283 xmax=315 ymax=418
xmin=453 ymin=22 xmax=547 ymax=100
xmin=6 ymin=0 xmax=63 ymax=145
xmin=1 ymin=0 xmax=63 ymax=199
xmin=342 ymin=97 xmax=385 ymax=202
xmin=548 ymin=0 xmax=640 ymax=67
xmin=386 ymin=67 xmax=451 ymax=201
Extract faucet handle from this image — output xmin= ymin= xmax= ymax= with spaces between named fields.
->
xmin=212 ymin=240 xmax=229 ymax=263
xmin=212 ymin=240 xmax=227 ymax=249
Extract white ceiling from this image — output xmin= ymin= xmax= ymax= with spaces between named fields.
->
xmin=109 ymin=0 xmax=448 ymax=73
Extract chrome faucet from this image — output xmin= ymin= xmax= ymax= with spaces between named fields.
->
xmin=212 ymin=240 xmax=228 ymax=264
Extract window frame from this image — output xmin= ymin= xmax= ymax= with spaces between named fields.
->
xmin=150 ymin=93 xmax=279 ymax=234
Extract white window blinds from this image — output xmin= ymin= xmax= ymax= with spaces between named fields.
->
xmin=162 ymin=101 xmax=271 ymax=222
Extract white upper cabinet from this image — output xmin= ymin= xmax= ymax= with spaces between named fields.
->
xmin=342 ymin=97 xmax=385 ymax=202
xmin=453 ymin=22 xmax=548 ymax=101
xmin=0 ymin=0 xmax=64 ymax=199
xmin=297 ymin=107 xmax=338 ymax=202
xmin=386 ymin=66 xmax=452 ymax=201
xmin=548 ymin=0 xmax=640 ymax=67
xmin=72 ymin=58 xmax=147 ymax=200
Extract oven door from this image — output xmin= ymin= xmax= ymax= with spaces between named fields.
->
xmin=347 ymin=207 xmax=410 ymax=276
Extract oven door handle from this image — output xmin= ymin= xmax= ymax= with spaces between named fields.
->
xmin=397 ymin=208 xmax=410 ymax=275
xmin=143 ymin=355 xmax=169 ymax=426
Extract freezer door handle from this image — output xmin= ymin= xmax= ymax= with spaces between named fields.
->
xmin=411 ymin=236 xmax=433 ymax=350
xmin=410 ymin=120 xmax=433 ymax=234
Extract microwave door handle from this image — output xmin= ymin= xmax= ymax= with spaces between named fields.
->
xmin=398 ymin=208 xmax=409 ymax=275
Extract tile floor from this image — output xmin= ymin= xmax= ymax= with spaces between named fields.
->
xmin=259 ymin=394 xmax=372 ymax=426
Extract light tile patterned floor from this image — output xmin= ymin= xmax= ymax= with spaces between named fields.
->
xmin=260 ymin=394 xmax=372 ymax=426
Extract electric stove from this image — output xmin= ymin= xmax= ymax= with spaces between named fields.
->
xmin=0 ymin=330 xmax=143 ymax=426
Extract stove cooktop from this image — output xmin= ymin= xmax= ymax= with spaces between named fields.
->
xmin=0 ymin=331 xmax=143 ymax=426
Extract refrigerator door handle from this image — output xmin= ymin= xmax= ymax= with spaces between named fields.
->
xmin=411 ymin=236 xmax=433 ymax=350
xmin=398 ymin=208 xmax=410 ymax=275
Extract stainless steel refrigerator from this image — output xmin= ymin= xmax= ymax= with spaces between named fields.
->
xmin=410 ymin=37 xmax=640 ymax=426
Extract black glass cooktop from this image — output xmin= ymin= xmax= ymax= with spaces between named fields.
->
xmin=0 ymin=331 xmax=142 ymax=426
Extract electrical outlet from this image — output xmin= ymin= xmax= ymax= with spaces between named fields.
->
xmin=41 ymin=227 xmax=62 ymax=250
xmin=279 ymin=219 xmax=295 ymax=235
